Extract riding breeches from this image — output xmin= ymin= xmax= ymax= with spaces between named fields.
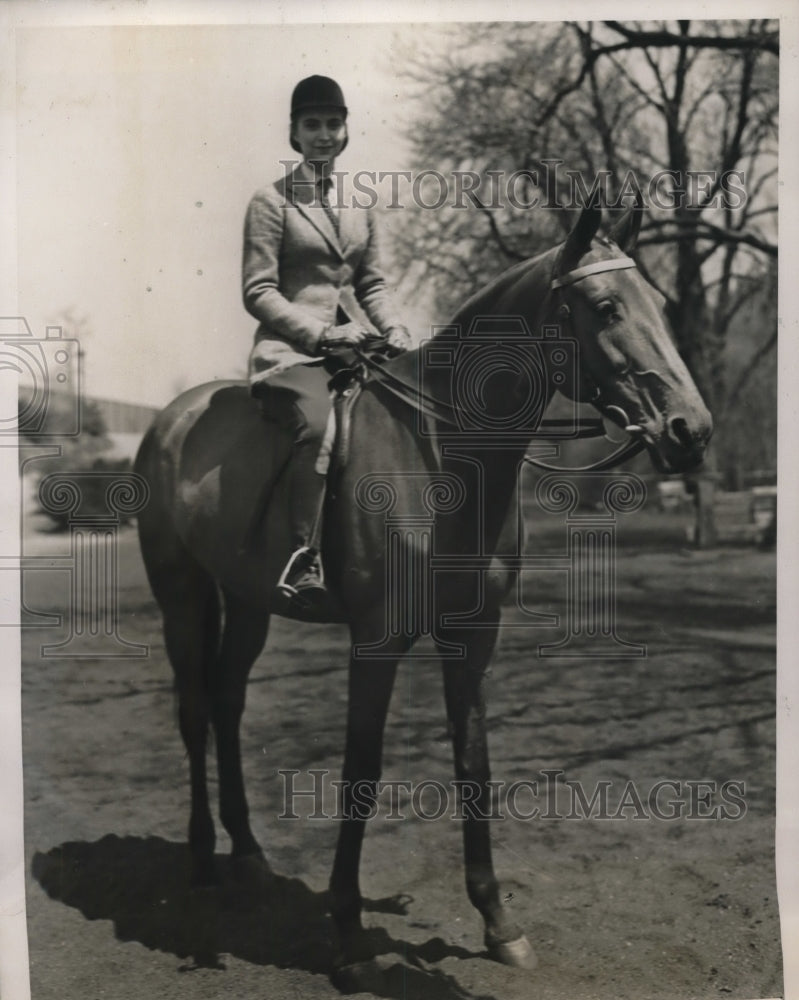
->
xmin=252 ymin=362 xmax=331 ymax=549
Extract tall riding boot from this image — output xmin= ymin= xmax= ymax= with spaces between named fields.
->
xmin=276 ymin=441 xmax=328 ymax=603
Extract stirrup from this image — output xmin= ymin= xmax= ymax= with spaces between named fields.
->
xmin=276 ymin=545 xmax=325 ymax=599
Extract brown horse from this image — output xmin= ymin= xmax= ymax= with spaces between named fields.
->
xmin=134 ymin=202 xmax=712 ymax=980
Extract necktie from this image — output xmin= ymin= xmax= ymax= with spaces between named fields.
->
xmin=319 ymin=179 xmax=340 ymax=238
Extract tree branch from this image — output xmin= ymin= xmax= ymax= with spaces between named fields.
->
xmin=638 ymin=220 xmax=777 ymax=257
xmin=636 ymin=263 xmax=677 ymax=309
xmin=603 ymin=20 xmax=778 ymax=55
xmin=702 ymin=47 xmax=756 ymax=207
xmin=718 ymin=276 xmax=769 ymax=332
xmin=473 ymin=197 xmax=527 ymax=260
xmin=604 ymin=50 xmax=666 ymax=116
xmin=721 ymin=327 xmax=778 ymax=415
xmin=531 ymin=27 xmax=678 ymax=130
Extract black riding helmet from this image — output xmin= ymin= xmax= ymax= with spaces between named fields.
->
xmin=289 ymin=75 xmax=348 ymax=154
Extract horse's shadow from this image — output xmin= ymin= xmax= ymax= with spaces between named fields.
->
xmin=32 ymin=835 xmax=492 ymax=999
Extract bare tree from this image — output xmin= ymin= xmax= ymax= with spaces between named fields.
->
xmin=390 ymin=19 xmax=778 ymax=541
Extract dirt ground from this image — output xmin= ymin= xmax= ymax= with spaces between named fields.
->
xmin=20 ymin=507 xmax=783 ymax=1000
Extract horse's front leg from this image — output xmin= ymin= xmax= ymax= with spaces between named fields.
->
xmin=440 ymin=623 xmax=537 ymax=970
xmin=328 ymin=633 xmax=406 ymax=970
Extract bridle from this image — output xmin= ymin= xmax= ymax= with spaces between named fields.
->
xmin=530 ymin=251 xmax=648 ymax=472
xmin=352 ymin=251 xmax=649 ymax=474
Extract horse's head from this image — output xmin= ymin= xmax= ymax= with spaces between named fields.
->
xmin=550 ymin=203 xmax=712 ymax=474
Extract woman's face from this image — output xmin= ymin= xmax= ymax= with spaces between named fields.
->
xmin=292 ymin=108 xmax=347 ymax=168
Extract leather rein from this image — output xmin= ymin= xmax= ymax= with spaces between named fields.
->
xmin=353 ymin=253 xmax=648 ymax=474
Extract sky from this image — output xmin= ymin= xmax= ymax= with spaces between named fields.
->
xmin=13 ymin=19 xmax=432 ymax=406
xmin=9 ymin=7 xmax=791 ymax=411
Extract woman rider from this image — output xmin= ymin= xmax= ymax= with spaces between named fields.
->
xmin=243 ymin=75 xmax=411 ymax=605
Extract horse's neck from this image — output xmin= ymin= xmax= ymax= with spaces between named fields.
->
xmin=375 ymin=245 xmax=558 ymax=539
xmin=371 ymin=352 xmax=528 ymax=556
xmin=441 ymin=251 xmax=557 ymax=546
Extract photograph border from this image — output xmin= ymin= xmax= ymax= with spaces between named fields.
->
xmin=1 ymin=3 xmax=795 ymax=998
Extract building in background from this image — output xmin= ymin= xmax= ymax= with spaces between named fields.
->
xmin=88 ymin=395 xmax=157 ymax=460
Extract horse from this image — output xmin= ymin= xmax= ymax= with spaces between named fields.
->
xmin=134 ymin=201 xmax=712 ymax=981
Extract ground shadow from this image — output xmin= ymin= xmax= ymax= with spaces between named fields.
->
xmin=32 ymin=834 xmax=491 ymax=999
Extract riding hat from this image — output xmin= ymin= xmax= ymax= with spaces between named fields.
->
xmin=290 ymin=75 xmax=348 ymax=153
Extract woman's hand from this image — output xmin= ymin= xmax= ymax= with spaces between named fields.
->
xmin=321 ymin=322 xmax=371 ymax=349
xmin=385 ymin=326 xmax=412 ymax=355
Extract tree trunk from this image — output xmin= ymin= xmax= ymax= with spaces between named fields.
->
xmin=690 ymin=474 xmax=718 ymax=548
xmin=666 ymin=239 xmax=722 ymax=551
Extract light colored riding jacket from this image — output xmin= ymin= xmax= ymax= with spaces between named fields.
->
xmin=243 ymin=164 xmax=405 ymax=384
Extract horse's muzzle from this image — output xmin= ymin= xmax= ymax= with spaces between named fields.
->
xmin=650 ymin=409 xmax=713 ymax=474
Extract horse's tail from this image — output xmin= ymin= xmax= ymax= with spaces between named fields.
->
xmin=133 ymin=422 xmax=175 ymax=591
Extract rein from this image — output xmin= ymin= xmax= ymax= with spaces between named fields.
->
xmin=351 ymin=347 xmax=606 ymax=441
xmin=352 ymin=250 xmax=647 ymax=474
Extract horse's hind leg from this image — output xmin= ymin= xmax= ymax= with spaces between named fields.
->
xmin=137 ymin=431 xmax=221 ymax=884
xmin=160 ymin=567 xmax=221 ymax=886
xmin=209 ymin=589 xmax=269 ymax=876
xmin=138 ymin=491 xmax=220 ymax=882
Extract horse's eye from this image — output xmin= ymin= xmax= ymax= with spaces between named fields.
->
xmin=595 ymin=300 xmax=618 ymax=320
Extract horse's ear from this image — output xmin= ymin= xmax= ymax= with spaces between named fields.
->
xmin=557 ymin=203 xmax=603 ymax=275
xmin=607 ymin=195 xmax=644 ymax=253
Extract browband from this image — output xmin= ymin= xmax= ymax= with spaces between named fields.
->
xmin=551 ymin=256 xmax=636 ymax=289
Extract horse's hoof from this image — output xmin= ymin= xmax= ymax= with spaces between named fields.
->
xmin=331 ymin=958 xmax=386 ymax=995
xmin=488 ymin=934 xmax=538 ymax=969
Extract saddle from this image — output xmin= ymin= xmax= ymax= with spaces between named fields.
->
xmin=243 ymin=343 xmax=448 ymax=559
xmin=315 ymin=350 xmax=441 ymax=476
xmin=241 ymin=359 xmax=373 ymax=556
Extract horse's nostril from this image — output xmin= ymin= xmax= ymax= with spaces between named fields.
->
xmin=669 ymin=416 xmax=694 ymax=449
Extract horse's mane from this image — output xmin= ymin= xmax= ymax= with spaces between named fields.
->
xmin=445 ymin=243 xmax=560 ymax=333
xmin=376 ymin=242 xmax=562 ymax=406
